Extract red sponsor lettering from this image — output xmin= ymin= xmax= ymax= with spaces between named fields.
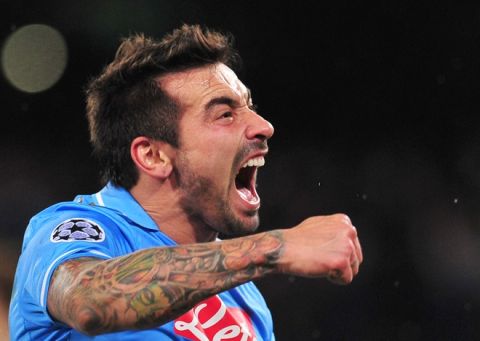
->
xmin=174 ymin=295 xmax=256 ymax=341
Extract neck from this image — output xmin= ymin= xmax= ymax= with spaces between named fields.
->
xmin=129 ymin=177 xmax=218 ymax=245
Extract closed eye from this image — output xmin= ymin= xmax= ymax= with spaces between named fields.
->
xmin=216 ymin=111 xmax=234 ymax=124
xmin=220 ymin=111 xmax=233 ymax=119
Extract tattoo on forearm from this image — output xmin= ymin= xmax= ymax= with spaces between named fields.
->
xmin=48 ymin=231 xmax=284 ymax=334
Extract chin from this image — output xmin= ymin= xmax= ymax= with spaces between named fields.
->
xmin=222 ymin=212 xmax=260 ymax=237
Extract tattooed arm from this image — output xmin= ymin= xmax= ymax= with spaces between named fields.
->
xmin=47 ymin=230 xmax=283 ymax=336
xmin=48 ymin=214 xmax=363 ymax=336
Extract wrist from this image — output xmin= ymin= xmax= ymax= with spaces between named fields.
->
xmin=262 ymin=230 xmax=285 ymax=269
xmin=221 ymin=230 xmax=284 ymax=276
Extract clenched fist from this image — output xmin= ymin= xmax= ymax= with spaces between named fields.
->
xmin=275 ymin=214 xmax=363 ymax=284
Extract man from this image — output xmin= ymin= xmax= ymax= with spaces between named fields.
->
xmin=9 ymin=24 xmax=363 ymax=340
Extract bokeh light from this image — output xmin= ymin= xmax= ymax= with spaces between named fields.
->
xmin=1 ymin=24 xmax=68 ymax=93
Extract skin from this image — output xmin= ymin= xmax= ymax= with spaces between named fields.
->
xmin=47 ymin=63 xmax=363 ymax=336
xmin=48 ymin=232 xmax=284 ymax=334
xmin=133 ymin=64 xmax=275 ymax=244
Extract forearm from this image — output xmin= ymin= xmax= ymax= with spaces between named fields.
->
xmin=47 ymin=230 xmax=284 ymax=335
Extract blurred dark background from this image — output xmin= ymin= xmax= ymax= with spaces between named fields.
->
xmin=1 ymin=1 xmax=480 ymax=340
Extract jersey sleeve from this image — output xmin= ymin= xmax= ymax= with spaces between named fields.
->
xmin=16 ymin=205 xmax=124 ymax=324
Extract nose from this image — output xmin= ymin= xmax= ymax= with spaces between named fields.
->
xmin=245 ymin=111 xmax=275 ymax=141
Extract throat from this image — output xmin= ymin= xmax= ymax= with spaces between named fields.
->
xmin=154 ymin=211 xmax=219 ymax=244
xmin=136 ymin=196 xmax=218 ymax=244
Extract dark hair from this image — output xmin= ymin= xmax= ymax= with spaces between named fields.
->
xmin=86 ymin=24 xmax=241 ymax=189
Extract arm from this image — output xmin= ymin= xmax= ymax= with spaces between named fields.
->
xmin=48 ymin=214 xmax=362 ymax=335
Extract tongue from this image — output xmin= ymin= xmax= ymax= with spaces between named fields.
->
xmin=237 ymin=187 xmax=258 ymax=203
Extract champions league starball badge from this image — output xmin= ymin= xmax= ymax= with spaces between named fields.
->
xmin=50 ymin=218 xmax=105 ymax=243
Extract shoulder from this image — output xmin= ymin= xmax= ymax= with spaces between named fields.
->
xmin=27 ymin=201 xmax=122 ymax=240
xmin=19 ymin=200 xmax=131 ymax=261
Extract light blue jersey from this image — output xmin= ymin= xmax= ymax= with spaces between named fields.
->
xmin=9 ymin=183 xmax=275 ymax=340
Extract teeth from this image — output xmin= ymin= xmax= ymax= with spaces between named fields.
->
xmin=242 ymin=156 xmax=265 ymax=168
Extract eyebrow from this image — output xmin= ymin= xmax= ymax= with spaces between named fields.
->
xmin=204 ymin=88 xmax=253 ymax=112
xmin=204 ymin=96 xmax=239 ymax=112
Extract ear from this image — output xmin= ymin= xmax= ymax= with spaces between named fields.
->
xmin=130 ymin=136 xmax=173 ymax=179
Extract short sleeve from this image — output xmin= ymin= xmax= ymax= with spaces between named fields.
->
xmin=15 ymin=208 xmax=123 ymax=325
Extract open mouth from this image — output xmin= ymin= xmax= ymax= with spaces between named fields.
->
xmin=234 ymin=156 xmax=265 ymax=205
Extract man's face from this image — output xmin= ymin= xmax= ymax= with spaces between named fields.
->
xmin=158 ymin=63 xmax=274 ymax=236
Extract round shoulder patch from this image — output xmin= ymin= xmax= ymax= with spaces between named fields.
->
xmin=50 ymin=218 xmax=106 ymax=243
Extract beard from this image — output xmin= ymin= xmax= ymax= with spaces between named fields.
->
xmin=174 ymin=149 xmax=260 ymax=237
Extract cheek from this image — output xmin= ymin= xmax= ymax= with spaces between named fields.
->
xmin=180 ymin=126 xmax=241 ymax=180
xmin=204 ymin=154 xmax=234 ymax=181
xmin=191 ymin=142 xmax=237 ymax=174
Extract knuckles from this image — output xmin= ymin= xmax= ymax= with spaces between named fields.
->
xmin=332 ymin=213 xmax=351 ymax=224
xmin=301 ymin=213 xmax=359 ymax=240
xmin=305 ymin=213 xmax=352 ymax=226
xmin=289 ymin=213 xmax=362 ymax=283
